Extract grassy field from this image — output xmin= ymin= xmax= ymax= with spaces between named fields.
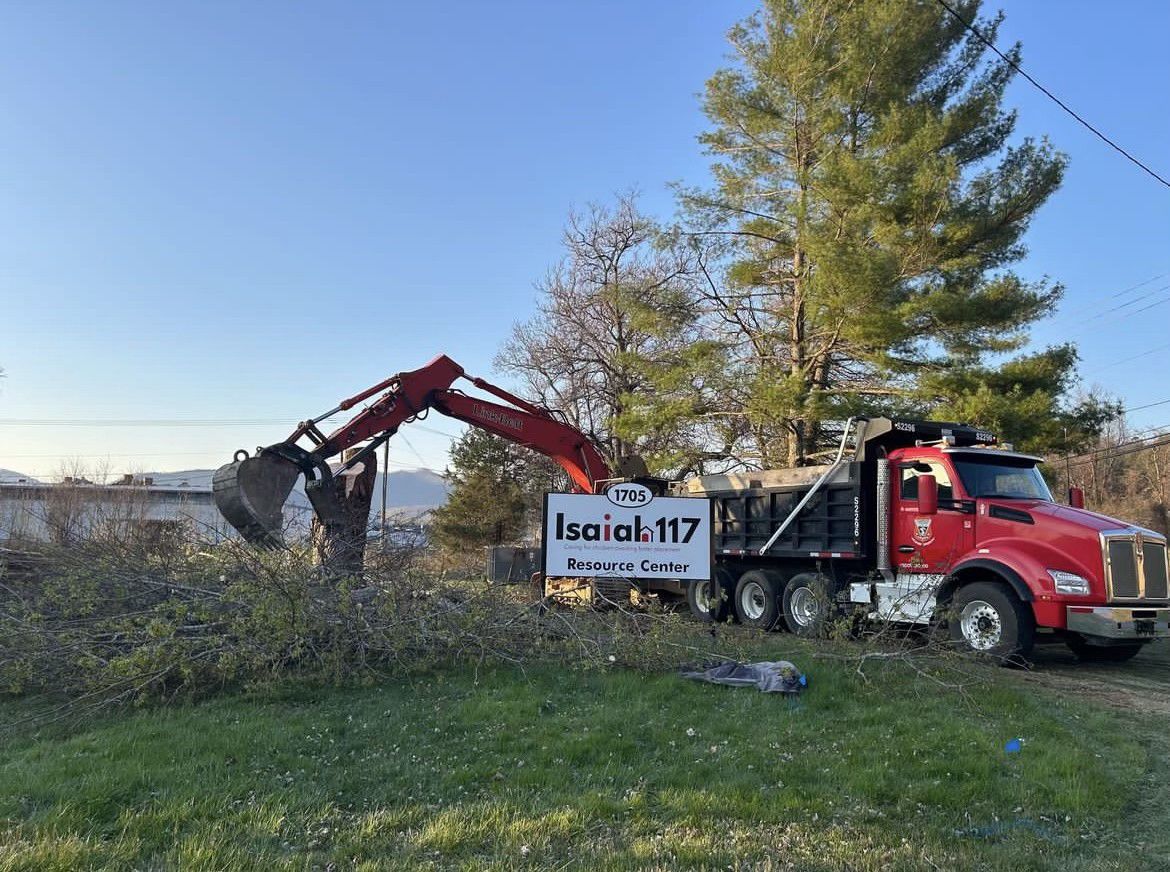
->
xmin=1 ymin=637 xmax=1167 ymax=871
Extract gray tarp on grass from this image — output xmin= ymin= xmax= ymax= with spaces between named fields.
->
xmin=681 ymin=660 xmax=806 ymax=694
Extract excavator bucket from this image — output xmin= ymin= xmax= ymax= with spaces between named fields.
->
xmin=212 ymin=450 xmax=302 ymax=547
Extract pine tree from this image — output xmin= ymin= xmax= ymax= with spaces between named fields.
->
xmin=429 ymin=429 xmax=561 ymax=556
xmin=681 ymin=0 xmax=1098 ymax=464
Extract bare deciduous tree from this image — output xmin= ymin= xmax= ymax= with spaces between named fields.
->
xmin=1053 ymin=419 xmax=1170 ymax=536
xmin=497 ymin=195 xmax=724 ymax=476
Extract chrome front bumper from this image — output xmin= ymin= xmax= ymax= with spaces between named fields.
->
xmin=1066 ymin=606 xmax=1170 ymax=640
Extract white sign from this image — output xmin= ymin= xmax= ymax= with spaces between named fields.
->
xmin=542 ymin=491 xmax=712 ymax=581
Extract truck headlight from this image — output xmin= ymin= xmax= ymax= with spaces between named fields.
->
xmin=1047 ymin=569 xmax=1091 ymax=595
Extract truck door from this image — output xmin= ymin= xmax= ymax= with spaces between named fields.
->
xmin=891 ymin=459 xmax=974 ymax=573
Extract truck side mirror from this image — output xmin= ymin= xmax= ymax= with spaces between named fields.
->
xmin=1068 ymin=486 xmax=1085 ymax=509
xmin=918 ymin=474 xmax=938 ymax=515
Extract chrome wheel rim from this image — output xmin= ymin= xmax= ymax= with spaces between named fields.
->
xmin=695 ymin=581 xmax=714 ymax=615
xmin=789 ymin=586 xmax=819 ymax=627
xmin=960 ymin=600 xmax=1002 ymax=650
xmin=740 ymin=581 xmax=766 ymax=620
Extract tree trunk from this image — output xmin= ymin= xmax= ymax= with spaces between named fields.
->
xmin=312 ymin=448 xmax=377 ymax=577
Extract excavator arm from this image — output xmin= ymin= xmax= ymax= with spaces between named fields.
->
xmin=212 ymin=354 xmax=622 ymax=546
xmin=430 ymin=391 xmax=612 ymax=494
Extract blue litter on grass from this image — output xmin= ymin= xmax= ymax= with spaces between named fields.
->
xmin=1004 ymin=738 xmax=1022 ymax=754
xmin=955 ymin=819 xmax=1061 ymax=842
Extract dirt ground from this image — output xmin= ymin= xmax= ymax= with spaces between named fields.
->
xmin=1020 ymin=638 xmax=1170 ymax=715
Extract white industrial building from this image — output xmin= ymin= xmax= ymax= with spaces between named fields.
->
xmin=0 ymin=475 xmax=232 ymax=546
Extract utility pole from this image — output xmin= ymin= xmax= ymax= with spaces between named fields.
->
xmin=381 ymin=438 xmax=390 ymax=552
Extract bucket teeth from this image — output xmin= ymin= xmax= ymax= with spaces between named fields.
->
xmin=212 ymin=451 xmax=301 ymax=547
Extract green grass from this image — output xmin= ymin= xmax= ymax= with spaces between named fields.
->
xmin=0 ymin=642 xmax=1163 ymax=871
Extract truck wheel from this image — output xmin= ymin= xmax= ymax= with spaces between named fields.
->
xmin=734 ymin=569 xmax=785 ymax=630
xmin=949 ymin=582 xmax=1035 ymax=662
xmin=782 ymin=573 xmax=831 ymax=638
xmin=1066 ymin=636 xmax=1145 ymax=663
xmin=688 ymin=568 xmax=732 ymax=623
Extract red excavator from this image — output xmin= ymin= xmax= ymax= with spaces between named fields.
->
xmin=212 ymin=354 xmax=649 ymax=547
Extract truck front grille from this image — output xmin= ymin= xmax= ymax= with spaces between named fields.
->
xmin=1147 ymin=541 xmax=1169 ymax=599
xmin=1104 ymin=534 xmax=1170 ymax=601
xmin=1108 ymin=539 xmax=1140 ymax=597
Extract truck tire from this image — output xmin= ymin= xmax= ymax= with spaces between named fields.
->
xmin=782 ymin=573 xmax=832 ymax=638
xmin=734 ymin=569 xmax=786 ymax=630
xmin=949 ymin=581 xmax=1035 ymax=662
xmin=1066 ymin=636 xmax=1145 ymax=663
xmin=688 ymin=567 xmax=732 ymax=623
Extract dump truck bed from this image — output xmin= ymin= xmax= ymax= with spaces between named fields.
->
xmin=674 ymin=463 xmax=866 ymax=559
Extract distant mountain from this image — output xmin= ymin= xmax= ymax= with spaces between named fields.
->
xmin=0 ymin=469 xmax=40 ymax=484
xmin=370 ymin=468 xmax=450 ymax=510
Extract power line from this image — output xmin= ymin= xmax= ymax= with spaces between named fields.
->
xmin=1124 ymin=398 xmax=1170 ymax=414
xmin=1063 ymin=423 xmax=1170 ymax=461
xmin=1065 ymin=433 xmax=1170 ymax=469
xmin=396 ymin=432 xmax=430 ymax=469
xmin=0 ymin=418 xmax=302 ymax=427
xmin=1103 ymin=272 xmax=1169 ymax=300
xmin=934 ymin=0 xmax=1170 ymax=189
xmin=411 ymin=423 xmax=464 ymax=441
xmin=1125 ymin=422 xmax=1170 ymax=440
xmin=1053 ymin=272 xmax=1169 ymax=322
xmin=0 ymin=418 xmax=466 ymax=441
xmin=1077 ymin=284 xmax=1170 ymax=320
xmin=1 ymin=451 xmax=222 ymax=459
xmin=1060 ymin=287 xmax=1170 ymax=338
xmin=1126 ymin=295 xmax=1170 ymax=318
xmin=1087 ymin=340 xmax=1170 ymax=373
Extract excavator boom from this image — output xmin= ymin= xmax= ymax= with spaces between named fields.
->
xmin=212 ymin=355 xmax=621 ymax=546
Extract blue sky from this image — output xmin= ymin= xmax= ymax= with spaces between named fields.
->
xmin=1 ymin=1 xmax=1168 ymax=479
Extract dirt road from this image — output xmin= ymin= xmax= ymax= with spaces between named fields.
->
xmin=1021 ymin=639 xmax=1170 ymax=715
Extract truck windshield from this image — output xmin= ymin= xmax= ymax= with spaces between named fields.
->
xmin=950 ymin=458 xmax=1053 ymax=501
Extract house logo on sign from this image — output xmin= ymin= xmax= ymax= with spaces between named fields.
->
xmin=912 ymin=517 xmax=934 ymax=545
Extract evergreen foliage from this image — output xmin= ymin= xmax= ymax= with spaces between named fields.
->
xmin=429 ymin=429 xmax=561 ymax=556
xmin=677 ymin=0 xmax=1103 ymax=463
xmin=444 ymin=0 xmax=1113 ymax=505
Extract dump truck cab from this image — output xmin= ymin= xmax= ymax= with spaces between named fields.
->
xmin=886 ymin=440 xmax=1170 ymax=655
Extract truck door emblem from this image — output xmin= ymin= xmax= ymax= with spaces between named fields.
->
xmin=912 ymin=517 xmax=934 ymax=545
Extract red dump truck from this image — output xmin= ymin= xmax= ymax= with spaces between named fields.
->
xmin=672 ymin=417 xmax=1169 ymax=662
